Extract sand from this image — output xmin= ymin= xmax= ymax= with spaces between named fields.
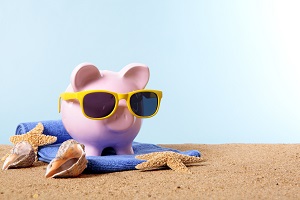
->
xmin=0 ymin=144 xmax=299 ymax=199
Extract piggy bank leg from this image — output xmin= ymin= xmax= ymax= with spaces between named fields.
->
xmin=84 ymin=145 xmax=104 ymax=156
xmin=115 ymin=143 xmax=134 ymax=155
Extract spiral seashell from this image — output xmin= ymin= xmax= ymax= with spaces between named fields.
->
xmin=2 ymin=141 xmax=35 ymax=170
xmin=45 ymin=139 xmax=88 ymax=178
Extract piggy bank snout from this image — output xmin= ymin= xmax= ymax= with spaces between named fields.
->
xmin=104 ymin=104 xmax=135 ymax=131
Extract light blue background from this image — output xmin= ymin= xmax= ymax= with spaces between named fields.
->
xmin=1 ymin=1 xmax=300 ymax=144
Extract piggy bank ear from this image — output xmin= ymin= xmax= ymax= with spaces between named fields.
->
xmin=71 ymin=63 xmax=101 ymax=91
xmin=120 ymin=63 xmax=150 ymax=89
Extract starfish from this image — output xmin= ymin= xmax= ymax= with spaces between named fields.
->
xmin=135 ymin=151 xmax=204 ymax=173
xmin=10 ymin=122 xmax=57 ymax=161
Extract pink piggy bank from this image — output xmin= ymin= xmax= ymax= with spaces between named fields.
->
xmin=59 ymin=63 xmax=162 ymax=156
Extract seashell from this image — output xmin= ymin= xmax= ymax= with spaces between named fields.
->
xmin=2 ymin=141 xmax=35 ymax=170
xmin=45 ymin=139 xmax=88 ymax=178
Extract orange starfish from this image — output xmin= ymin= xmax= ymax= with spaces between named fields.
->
xmin=9 ymin=122 xmax=57 ymax=160
xmin=135 ymin=151 xmax=204 ymax=173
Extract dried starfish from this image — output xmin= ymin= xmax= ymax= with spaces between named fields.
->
xmin=135 ymin=151 xmax=204 ymax=173
xmin=10 ymin=123 xmax=57 ymax=161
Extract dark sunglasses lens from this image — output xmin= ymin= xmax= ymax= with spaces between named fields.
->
xmin=130 ymin=92 xmax=158 ymax=117
xmin=83 ymin=92 xmax=115 ymax=118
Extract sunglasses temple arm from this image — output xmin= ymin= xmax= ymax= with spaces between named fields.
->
xmin=58 ymin=93 xmax=77 ymax=113
xmin=58 ymin=97 xmax=61 ymax=113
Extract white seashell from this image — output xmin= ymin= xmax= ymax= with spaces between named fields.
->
xmin=45 ymin=139 xmax=88 ymax=178
xmin=2 ymin=141 xmax=35 ymax=170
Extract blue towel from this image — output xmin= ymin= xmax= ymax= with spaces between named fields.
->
xmin=16 ymin=120 xmax=72 ymax=144
xmin=16 ymin=120 xmax=201 ymax=173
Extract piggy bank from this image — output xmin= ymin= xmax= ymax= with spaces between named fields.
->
xmin=59 ymin=63 xmax=161 ymax=156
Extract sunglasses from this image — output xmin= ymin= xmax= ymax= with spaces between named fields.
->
xmin=58 ymin=89 xmax=162 ymax=120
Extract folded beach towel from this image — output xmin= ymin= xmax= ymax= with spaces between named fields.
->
xmin=16 ymin=120 xmax=72 ymax=144
xmin=16 ymin=120 xmax=201 ymax=173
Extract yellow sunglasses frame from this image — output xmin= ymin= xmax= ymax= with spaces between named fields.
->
xmin=58 ymin=89 xmax=163 ymax=120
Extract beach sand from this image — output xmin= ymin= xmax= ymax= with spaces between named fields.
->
xmin=0 ymin=144 xmax=299 ymax=199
